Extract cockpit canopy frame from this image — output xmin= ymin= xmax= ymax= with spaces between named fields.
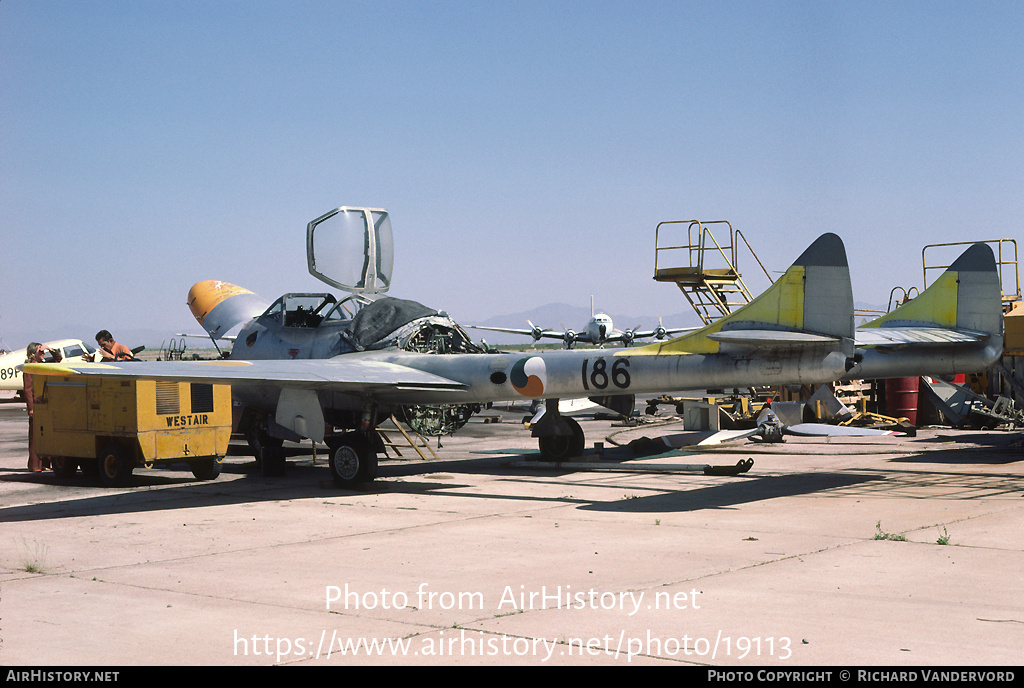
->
xmin=261 ymin=292 xmax=374 ymax=329
xmin=306 ymin=206 xmax=394 ymax=296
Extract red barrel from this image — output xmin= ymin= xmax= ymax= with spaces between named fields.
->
xmin=886 ymin=377 xmax=919 ymax=425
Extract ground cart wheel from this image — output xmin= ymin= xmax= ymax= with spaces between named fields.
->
xmin=50 ymin=456 xmax=78 ymax=478
xmin=98 ymin=443 xmax=133 ymax=487
xmin=191 ymin=456 xmax=223 ymax=481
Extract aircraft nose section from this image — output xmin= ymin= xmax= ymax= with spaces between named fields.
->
xmin=187 ymin=281 xmax=269 ymax=340
xmin=187 ymin=281 xmax=248 ymax=323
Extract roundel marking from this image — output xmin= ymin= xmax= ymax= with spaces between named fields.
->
xmin=510 ymin=357 xmax=546 ymax=397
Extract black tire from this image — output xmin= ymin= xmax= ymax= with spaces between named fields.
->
xmin=51 ymin=456 xmax=78 ymax=478
xmin=537 ymin=417 xmax=585 ymax=461
xmin=244 ymin=412 xmax=284 ymax=465
xmin=568 ymin=417 xmax=586 ymax=456
xmin=328 ymin=433 xmax=377 ymax=487
xmin=97 ymin=443 xmax=133 ymax=487
xmin=260 ymin=446 xmax=287 ymax=477
xmin=359 ymin=448 xmax=378 ymax=483
xmin=191 ymin=457 xmax=223 ymax=481
xmin=80 ymin=456 xmax=100 ymax=477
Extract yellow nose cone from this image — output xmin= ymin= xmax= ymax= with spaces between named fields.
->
xmin=187 ymin=281 xmax=255 ymax=325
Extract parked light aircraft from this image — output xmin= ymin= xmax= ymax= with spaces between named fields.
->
xmin=25 ymin=207 xmax=1003 ymax=488
xmin=468 ymin=297 xmax=690 ymax=348
xmin=1 ymin=339 xmax=97 ymax=395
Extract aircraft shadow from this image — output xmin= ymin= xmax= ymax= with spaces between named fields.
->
xmin=575 ymin=471 xmax=881 ymax=513
xmin=0 ymin=452 xmax=530 ymax=522
xmin=3 ymin=445 xmax=1019 ymax=522
xmin=886 ymin=446 xmax=1023 ymax=465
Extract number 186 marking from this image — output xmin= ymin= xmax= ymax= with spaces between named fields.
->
xmin=581 ymin=357 xmax=630 ymax=391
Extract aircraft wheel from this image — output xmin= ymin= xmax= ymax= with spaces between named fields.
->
xmin=329 ymin=433 xmax=378 ymax=487
xmin=51 ymin=456 xmax=78 ymax=478
xmin=537 ymin=435 xmax=569 ymax=461
xmin=98 ymin=444 xmax=133 ymax=487
xmin=245 ymin=414 xmax=284 ymax=465
xmin=191 ymin=456 xmax=223 ymax=481
xmin=537 ymin=417 xmax=585 ymax=461
xmin=260 ymin=446 xmax=287 ymax=477
xmin=569 ymin=417 xmax=586 ymax=455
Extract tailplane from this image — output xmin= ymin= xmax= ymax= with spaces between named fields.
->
xmin=632 ymin=233 xmax=854 ymax=356
xmin=859 ymin=243 xmax=1002 ymax=340
xmin=847 ymin=242 xmax=1003 ymax=378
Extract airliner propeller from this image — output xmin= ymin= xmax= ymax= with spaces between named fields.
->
xmin=621 ymin=324 xmax=643 ymax=346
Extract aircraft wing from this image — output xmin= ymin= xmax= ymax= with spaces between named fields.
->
xmin=25 ymin=356 xmax=467 ymax=395
xmin=467 ymin=324 xmax=581 ymax=345
xmin=707 ymin=330 xmax=840 ymax=345
xmin=628 ymin=326 xmax=696 ymax=340
xmin=177 ymin=332 xmax=238 ymax=342
xmin=854 ymin=327 xmax=987 ymax=347
xmin=468 ymin=325 xmax=556 ymax=338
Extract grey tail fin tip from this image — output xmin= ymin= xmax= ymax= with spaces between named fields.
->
xmin=949 ymin=242 xmax=996 ymax=273
xmin=794 ymin=232 xmax=848 ymax=268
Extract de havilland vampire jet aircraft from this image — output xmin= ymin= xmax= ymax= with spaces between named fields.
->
xmin=468 ymin=297 xmax=691 ymax=349
xmin=26 ymin=207 xmax=1003 ymax=487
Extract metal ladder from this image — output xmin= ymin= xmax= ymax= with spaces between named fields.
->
xmin=653 ymin=220 xmax=773 ymax=325
xmin=376 ymin=415 xmax=439 ymax=461
xmin=922 ymin=238 xmax=1020 ymax=310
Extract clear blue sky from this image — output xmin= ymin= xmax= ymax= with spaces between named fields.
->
xmin=3 ymin=1 xmax=1022 ymax=348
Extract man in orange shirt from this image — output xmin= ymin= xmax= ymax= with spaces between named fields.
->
xmin=82 ymin=330 xmax=134 ymax=362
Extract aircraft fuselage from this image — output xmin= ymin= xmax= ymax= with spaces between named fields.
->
xmin=366 ymin=345 xmax=853 ymax=406
xmin=844 ymin=339 xmax=1003 ymax=382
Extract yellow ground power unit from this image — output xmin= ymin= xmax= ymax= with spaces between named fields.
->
xmin=32 ymin=376 xmax=232 ymax=486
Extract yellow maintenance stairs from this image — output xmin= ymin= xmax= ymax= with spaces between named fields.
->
xmin=922 ymin=239 xmax=1020 ymax=310
xmin=653 ymin=223 xmax=1024 ymax=423
xmin=653 ymin=220 xmax=773 ymax=325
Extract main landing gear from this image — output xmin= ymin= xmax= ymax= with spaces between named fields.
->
xmin=530 ymin=399 xmax=586 ymax=461
xmin=326 ymin=431 xmax=379 ymax=487
xmin=242 ymin=409 xmax=287 ymax=477
xmin=240 ymin=407 xmax=381 ymax=487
